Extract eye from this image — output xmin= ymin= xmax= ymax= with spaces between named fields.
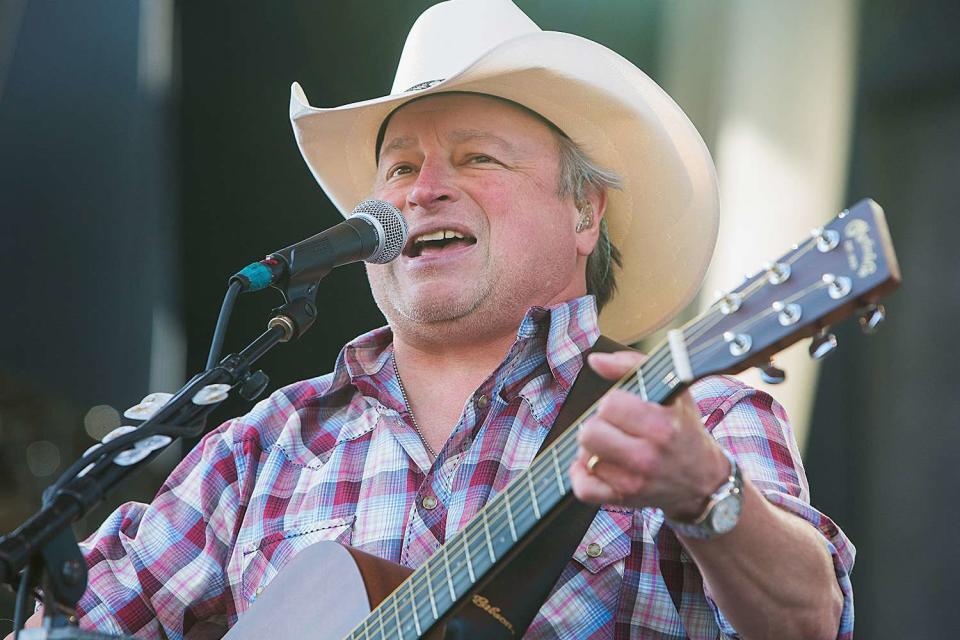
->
xmin=467 ymin=154 xmax=496 ymax=164
xmin=386 ymin=164 xmax=415 ymax=179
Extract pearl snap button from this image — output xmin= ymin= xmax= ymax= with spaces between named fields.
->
xmin=422 ymin=495 xmax=439 ymax=510
xmin=476 ymin=394 xmax=489 ymax=409
xmin=586 ymin=542 xmax=603 ymax=558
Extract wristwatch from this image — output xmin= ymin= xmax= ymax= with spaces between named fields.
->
xmin=667 ymin=448 xmax=743 ymax=540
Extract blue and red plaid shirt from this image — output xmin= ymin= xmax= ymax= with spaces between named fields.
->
xmin=75 ymin=295 xmax=854 ymax=638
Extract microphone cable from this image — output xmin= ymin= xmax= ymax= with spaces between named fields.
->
xmin=205 ymin=279 xmax=243 ymax=371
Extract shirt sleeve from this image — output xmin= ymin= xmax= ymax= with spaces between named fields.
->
xmin=691 ymin=376 xmax=855 ymax=640
xmin=73 ymin=419 xmax=245 ymax=639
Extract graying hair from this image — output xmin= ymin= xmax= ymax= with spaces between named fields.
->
xmin=555 ymin=135 xmax=624 ymax=312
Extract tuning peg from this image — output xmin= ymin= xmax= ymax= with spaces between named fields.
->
xmin=812 ymin=226 xmax=840 ymax=253
xmin=759 ymin=361 xmax=786 ymax=384
xmin=764 ymin=261 xmax=791 ymax=285
xmin=859 ymin=303 xmax=886 ymax=334
xmin=716 ymin=291 xmax=742 ymax=315
xmin=809 ymin=330 xmax=839 ymax=360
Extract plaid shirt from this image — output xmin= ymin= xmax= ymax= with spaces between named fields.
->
xmin=75 ymin=296 xmax=854 ymax=639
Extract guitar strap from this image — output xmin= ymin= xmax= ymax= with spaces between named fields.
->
xmin=439 ymin=335 xmax=628 ymax=639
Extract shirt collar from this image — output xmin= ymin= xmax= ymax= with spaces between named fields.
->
xmin=333 ymin=295 xmax=601 ymax=395
xmin=515 ymin=295 xmax=601 ymax=392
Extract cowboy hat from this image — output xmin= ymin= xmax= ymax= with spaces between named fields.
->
xmin=289 ymin=0 xmax=719 ymax=343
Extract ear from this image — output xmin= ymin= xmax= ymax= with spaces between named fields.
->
xmin=574 ymin=186 xmax=608 ymax=259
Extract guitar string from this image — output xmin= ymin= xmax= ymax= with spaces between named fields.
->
xmin=351 ymin=235 xmax=830 ymax=637
xmin=351 ymin=426 xmax=590 ymax=640
xmin=686 ymin=280 xmax=831 ymax=362
xmin=672 ymin=234 xmax=822 ymax=353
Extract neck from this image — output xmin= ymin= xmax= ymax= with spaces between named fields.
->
xmin=390 ymin=324 xmax=518 ymax=454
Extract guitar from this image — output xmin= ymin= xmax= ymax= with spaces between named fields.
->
xmin=223 ymin=198 xmax=900 ymax=640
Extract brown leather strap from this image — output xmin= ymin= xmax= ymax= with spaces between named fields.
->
xmin=439 ymin=335 xmax=630 ymax=639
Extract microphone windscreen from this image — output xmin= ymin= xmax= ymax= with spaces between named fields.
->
xmin=351 ymin=200 xmax=407 ymax=264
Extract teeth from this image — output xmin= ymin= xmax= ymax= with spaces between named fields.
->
xmin=413 ymin=229 xmax=466 ymax=244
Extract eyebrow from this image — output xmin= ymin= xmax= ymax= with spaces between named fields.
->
xmin=379 ymin=129 xmax=516 ymax=157
xmin=380 ymin=135 xmax=416 ymax=155
xmin=447 ymin=129 xmax=515 ymax=152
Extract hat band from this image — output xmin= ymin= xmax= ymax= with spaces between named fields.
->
xmin=404 ymin=79 xmax=445 ymax=92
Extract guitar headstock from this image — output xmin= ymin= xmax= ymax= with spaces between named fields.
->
xmin=683 ymin=198 xmax=901 ymax=381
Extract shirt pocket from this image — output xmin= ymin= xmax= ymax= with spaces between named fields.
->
xmin=240 ymin=515 xmax=355 ymax=603
xmin=572 ymin=508 xmax=632 ymax=575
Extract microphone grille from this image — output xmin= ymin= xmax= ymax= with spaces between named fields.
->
xmin=352 ymin=199 xmax=408 ymax=264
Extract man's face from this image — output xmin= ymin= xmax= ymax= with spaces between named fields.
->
xmin=368 ymin=93 xmax=592 ymax=340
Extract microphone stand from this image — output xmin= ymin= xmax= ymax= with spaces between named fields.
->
xmin=0 ymin=282 xmax=321 ymax=639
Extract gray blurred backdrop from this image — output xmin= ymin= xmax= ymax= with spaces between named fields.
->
xmin=1 ymin=1 xmax=958 ymax=637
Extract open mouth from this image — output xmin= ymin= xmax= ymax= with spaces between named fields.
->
xmin=404 ymin=229 xmax=478 ymax=258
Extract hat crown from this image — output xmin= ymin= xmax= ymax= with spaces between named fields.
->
xmin=391 ymin=0 xmax=540 ymax=95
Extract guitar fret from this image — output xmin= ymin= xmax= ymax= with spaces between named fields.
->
xmin=527 ymin=470 xmax=541 ymax=519
xmin=410 ymin=580 xmax=423 ymax=637
xmin=482 ymin=510 xmax=496 ymax=562
xmin=636 ymin=366 xmax=648 ymax=401
xmin=393 ymin=596 xmax=403 ymax=640
xmin=443 ymin=550 xmax=457 ymax=602
xmin=378 ymin=601 xmax=385 ymax=639
xmin=426 ymin=572 xmax=438 ymax=620
xmin=465 ymin=540 xmax=476 ymax=583
xmin=504 ymin=490 xmax=518 ymax=541
xmin=551 ymin=447 xmax=565 ymax=495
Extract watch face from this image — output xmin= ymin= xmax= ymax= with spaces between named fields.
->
xmin=710 ymin=494 xmax=743 ymax=534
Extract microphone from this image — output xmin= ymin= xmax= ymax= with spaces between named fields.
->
xmin=232 ymin=199 xmax=407 ymax=292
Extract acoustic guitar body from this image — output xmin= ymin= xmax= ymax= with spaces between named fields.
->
xmin=223 ymin=541 xmax=426 ymax=639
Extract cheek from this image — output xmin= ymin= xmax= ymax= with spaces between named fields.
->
xmin=370 ymin=182 xmax=406 ymax=210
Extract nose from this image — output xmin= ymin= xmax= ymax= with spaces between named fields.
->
xmin=406 ymin=156 xmax=459 ymax=212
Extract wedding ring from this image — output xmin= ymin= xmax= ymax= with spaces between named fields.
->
xmin=586 ymin=454 xmax=601 ymax=475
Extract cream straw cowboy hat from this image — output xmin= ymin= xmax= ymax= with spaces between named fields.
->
xmin=289 ymin=0 xmax=719 ymax=343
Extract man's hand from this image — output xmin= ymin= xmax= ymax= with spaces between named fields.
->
xmin=569 ymin=350 xmax=729 ymax=518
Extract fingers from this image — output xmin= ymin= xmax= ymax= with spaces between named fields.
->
xmin=570 ymin=456 xmax=625 ymax=505
xmin=587 ymin=350 xmax=646 ymax=381
xmin=577 ymin=416 xmax=661 ymax=477
xmin=593 ymin=390 xmax=676 ymax=443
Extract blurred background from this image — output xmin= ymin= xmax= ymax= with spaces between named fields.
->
xmin=1 ymin=0 xmax=957 ymax=637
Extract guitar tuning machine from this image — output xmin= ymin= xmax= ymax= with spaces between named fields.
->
xmin=716 ymin=290 xmax=743 ymax=315
xmin=759 ymin=361 xmax=786 ymax=385
xmin=812 ymin=226 xmax=840 ymax=253
xmin=764 ymin=261 xmax=791 ymax=285
xmin=809 ymin=329 xmax=839 ymax=360
xmin=859 ymin=303 xmax=886 ymax=335
xmin=723 ymin=331 xmax=753 ymax=357
xmin=822 ymin=273 xmax=852 ymax=300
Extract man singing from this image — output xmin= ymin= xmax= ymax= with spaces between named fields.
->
xmin=17 ymin=1 xmax=852 ymax=638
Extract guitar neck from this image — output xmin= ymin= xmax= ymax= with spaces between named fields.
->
xmin=347 ymin=341 xmax=680 ymax=640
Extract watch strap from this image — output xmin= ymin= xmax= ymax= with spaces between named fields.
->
xmin=666 ymin=448 xmax=742 ymax=539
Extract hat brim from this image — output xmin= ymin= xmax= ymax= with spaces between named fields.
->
xmin=290 ymin=31 xmax=719 ymax=343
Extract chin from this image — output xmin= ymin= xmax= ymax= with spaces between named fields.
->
xmin=397 ymin=294 xmax=481 ymax=325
